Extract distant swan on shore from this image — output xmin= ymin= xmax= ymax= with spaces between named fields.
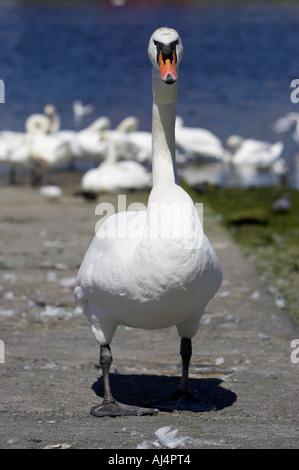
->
xmin=0 ymin=107 xmax=60 ymax=184
xmin=225 ymin=135 xmax=284 ymax=169
xmin=81 ymin=131 xmax=151 ymax=194
xmin=25 ymin=104 xmax=60 ymax=135
xmin=175 ymin=116 xmax=225 ymax=162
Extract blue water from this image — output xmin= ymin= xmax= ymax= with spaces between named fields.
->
xmin=0 ymin=1 xmax=299 ymax=186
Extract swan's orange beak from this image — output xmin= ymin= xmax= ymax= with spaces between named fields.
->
xmin=158 ymin=50 xmax=177 ymax=84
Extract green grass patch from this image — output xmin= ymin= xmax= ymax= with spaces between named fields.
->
xmin=182 ymin=182 xmax=299 ymax=324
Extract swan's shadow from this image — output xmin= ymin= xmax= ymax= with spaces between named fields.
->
xmin=92 ymin=374 xmax=236 ymax=411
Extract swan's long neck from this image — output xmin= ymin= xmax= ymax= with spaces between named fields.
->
xmin=151 ymin=67 xmax=179 ymax=186
xmin=103 ymin=133 xmax=117 ymax=166
xmin=46 ymin=112 xmax=60 ymax=134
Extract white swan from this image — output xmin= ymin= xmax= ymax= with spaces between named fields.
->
xmin=103 ymin=129 xmax=152 ymax=163
xmin=30 ymin=117 xmax=111 ymax=169
xmin=104 ymin=117 xmax=152 ymax=163
xmin=121 ymin=130 xmax=153 ymax=163
xmin=115 ymin=116 xmax=140 ymax=133
xmin=24 ymin=114 xmax=49 ymax=135
xmin=225 ymin=135 xmax=284 ymax=169
xmin=75 ymin=27 xmax=222 ymax=416
xmin=83 ymin=116 xmax=111 ymax=134
xmin=81 ymin=131 xmax=152 ymax=194
xmin=67 ymin=117 xmax=111 ymax=162
xmin=24 ymin=104 xmax=67 ymax=171
xmin=25 ymin=104 xmax=60 ymax=135
xmin=175 ymin=116 xmax=225 ymax=162
xmin=0 ymin=106 xmax=61 ymax=183
xmin=0 ymin=131 xmax=36 ymax=183
xmin=0 ymin=127 xmax=49 ymax=184
xmin=44 ymin=104 xmax=61 ymax=133
xmin=30 ymin=133 xmax=72 ymax=169
xmin=25 ymin=107 xmax=72 ymax=170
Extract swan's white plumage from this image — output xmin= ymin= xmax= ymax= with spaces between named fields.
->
xmin=0 ymin=132 xmax=33 ymax=169
xmin=116 ymin=116 xmax=139 ymax=133
xmin=31 ymin=117 xmax=111 ymax=167
xmin=76 ymin=183 xmax=220 ymax=343
xmin=81 ymin=160 xmax=151 ymax=193
xmin=0 ymin=106 xmax=61 ymax=171
xmin=75 ymin=27 xmax=222 ymax=352
xmin=120 ymin=131 xmax=152 ymax=163
xmin=225 ymin=135 xmax=284 ymax=169
xmin=101 ymin=119 xmax=152 ymax=164
xmin=30 ymin=133 xmax=72 ymax=169
xmin=175 ymin=116 xmax=225 ymax=162
xmin=67 ymin=117 xmax=110 ymax=161
xmin=0 ymin=109 xmax=62 ymax=182
xmin=25 ymin=104 xmax=60 ymax=135
xmin=81 ymin=133 xmax=152 ymax=193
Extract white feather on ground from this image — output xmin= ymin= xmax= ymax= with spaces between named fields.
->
xmin=154 ymin=426 xmax=188 ymax=449
xmin=40 ymin=185 xmax=62 ymax=200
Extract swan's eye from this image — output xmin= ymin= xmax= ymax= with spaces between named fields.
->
xmin=154 ymin=39 xmax=178 ymax=64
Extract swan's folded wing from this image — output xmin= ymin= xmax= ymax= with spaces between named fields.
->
xmin=74 ymin=210 xmax=147 ymax=302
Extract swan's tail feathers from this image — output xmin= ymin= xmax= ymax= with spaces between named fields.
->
xmin=74 ymin=286 xmax=94 ymax=327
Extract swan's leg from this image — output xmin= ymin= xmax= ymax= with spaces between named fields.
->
xmin=179 ymin=337 xmax=192 ymax=393
xmin=30 ymin=169 xmax=43 ymax=186
xmin=100 ymin=344 xmax=114 ymax=405
xmin=90 ymin=344 xmax=159 ymax=417
xmin=176 ymin=337 xmax=216 ymax=411
xmin=68 ymin=158 xmax=76 ymax=172
xmin=9 ymin=167 xmax=16 ymax=185
xmin=149 ymin=338 xmax=216 ymax=412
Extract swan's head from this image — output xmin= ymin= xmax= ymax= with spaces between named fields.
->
xmin=148 ymin=27 xmax=183 ymax=85
xmin=226 ymin=135 xmax=243 ymax=153
xmin=44 ymin=104 xmax=56 ymax=117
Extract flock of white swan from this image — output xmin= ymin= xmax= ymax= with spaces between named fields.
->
xmin=1 ymin=79 xmax=298 ymax=195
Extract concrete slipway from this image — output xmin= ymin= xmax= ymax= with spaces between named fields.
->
xmin=0 ymin=177 xmax=298 ymax=450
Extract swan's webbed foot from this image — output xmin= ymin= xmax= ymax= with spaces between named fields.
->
xmin=149 ymin=389 xmax=216 ymax=412
xmin=149 ymin=338 xmax=216 ymax=412
xmin=91 ymin=344 xmax=159 ymax=417
xmin=90 ymin=400 xmax=159 ymax=417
